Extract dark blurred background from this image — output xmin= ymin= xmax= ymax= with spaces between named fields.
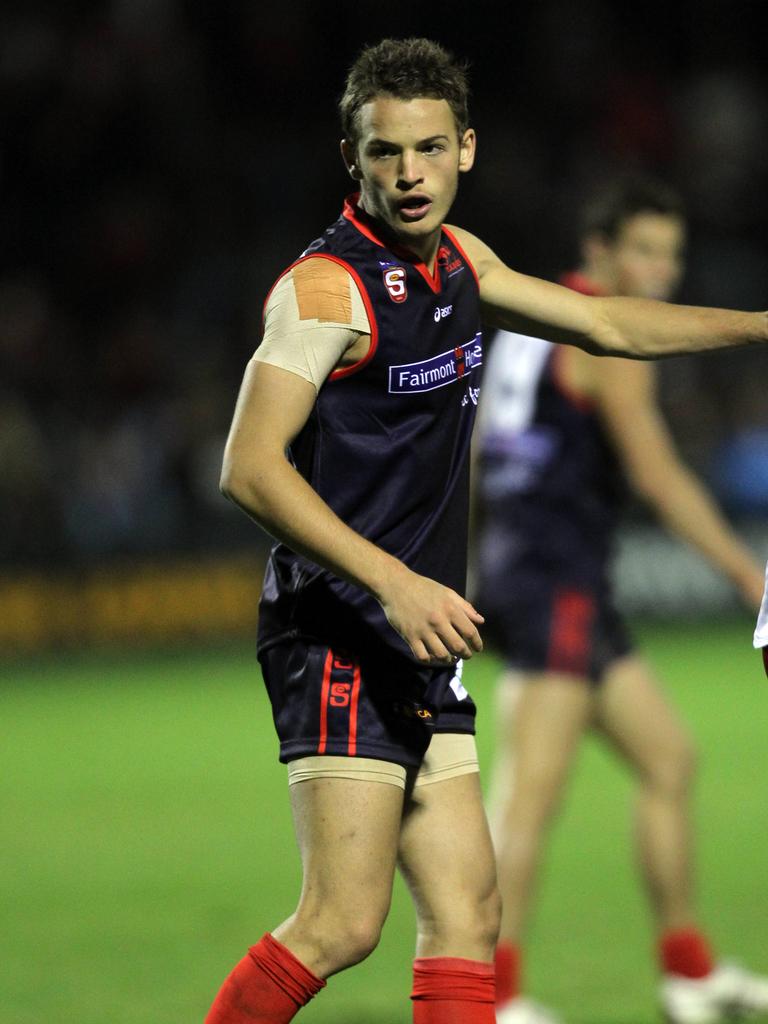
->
xmin=2 ymin=0 xmax=768 ymax=646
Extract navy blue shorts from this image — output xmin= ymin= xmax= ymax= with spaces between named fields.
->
xmin=478 ymin=572 xmax=633 ymax=685
xmin=258 ymin=639 xmax=477 ymax=767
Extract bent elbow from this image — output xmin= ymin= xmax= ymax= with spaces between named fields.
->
xmin=219 ymin=455 xmax=275 ymax=524
xmin=218 ymin=459 xmax=238 ymax=502
xmin=219 ymin=459 xmax=253 ymax=508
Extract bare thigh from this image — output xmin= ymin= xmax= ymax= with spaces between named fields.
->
xmin=273 ymin=774 xmax=405 ymax=977
xmin=488 ymin=670 xmax=594 ymax=837
xmin=593 ymin=654 xmax=696 ymax=789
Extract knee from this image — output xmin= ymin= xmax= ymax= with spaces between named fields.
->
xmin=496 ymin=778 xmax=562 ymax=841
xmin=334 ymin=912 xmax=386 ymax=968
xmin=477 ymin=883 xmax=502 ymax=949
xmin=647 ymin=735 xmax=697 ymax=798
xmin=419 ymin=880 xmax=501 ymax=955
xmin=297 ymin=905 xmax=386 ymax=972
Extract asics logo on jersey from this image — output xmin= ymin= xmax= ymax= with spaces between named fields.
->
xmin=388 ymin=336 xmax=483 ymax=394
xmin=382 ymin=266 xmax=407 ymax=303
xmin=434 ymin=304 xmax=453 ymax=322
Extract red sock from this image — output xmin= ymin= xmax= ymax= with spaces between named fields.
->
xmin=411 ymin=956 xmax=495 ymax=1023
xmin=205 ymin=933 xmax=326 ymax=1023
xmin=659 ymin=928 xmax=715 ymax=979
xmin=495 ymin=941 xmax=521 ymax=1006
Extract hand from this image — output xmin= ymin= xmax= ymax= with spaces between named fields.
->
xmin=377 ymin=565 xmax=485 ymax=666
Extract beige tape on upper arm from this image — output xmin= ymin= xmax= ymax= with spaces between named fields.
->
xmin=255 ymin=264 xmax=370 ymax=390
xmin=293 ymin=258 xmax=353 ymax=323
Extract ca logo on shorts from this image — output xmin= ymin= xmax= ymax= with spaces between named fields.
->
xmin=383 ymin=266 xmax=407 ymax=303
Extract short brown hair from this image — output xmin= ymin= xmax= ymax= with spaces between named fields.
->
xmin=580 ymin=175 xmax=685 ymax=240
xmin=340 ymin=38 xmax=470 ymax=151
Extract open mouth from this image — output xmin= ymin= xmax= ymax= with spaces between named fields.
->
xmin=398 ymin=195 xmax=433 ymax=221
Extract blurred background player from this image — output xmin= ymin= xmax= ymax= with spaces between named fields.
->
xmin=474 ymin=177 xmax=768 ymax=1024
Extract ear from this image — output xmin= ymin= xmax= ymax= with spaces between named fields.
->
xmin=340 ymin=138 xmax=363 ymax=181
xmin=458 ymin=128 xmax=476 ymax=174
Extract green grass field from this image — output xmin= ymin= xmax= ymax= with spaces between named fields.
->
xmin=2 ymin=620 xmax=767 ymax=1024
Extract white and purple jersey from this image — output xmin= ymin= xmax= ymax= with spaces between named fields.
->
xmin=476 ymin=324 xmax=625 ymax=582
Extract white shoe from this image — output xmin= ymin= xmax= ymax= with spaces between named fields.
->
xmin=496 ymin=996 xmax=564 ymax=1024
xmin=661 ymin=962 xmax=768 ymax=1023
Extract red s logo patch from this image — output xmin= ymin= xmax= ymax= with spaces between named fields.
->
xmin=383 ymin=266 xmax=407 ymax=303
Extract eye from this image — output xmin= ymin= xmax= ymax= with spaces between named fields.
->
xmin=421 ymin=143 xmax=446 ymax=155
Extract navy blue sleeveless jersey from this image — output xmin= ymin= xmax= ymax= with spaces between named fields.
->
xmin=476 ymin=273 xmax=625 ymax=580
xmin=257 ymin=195 xmax=483 ymax=666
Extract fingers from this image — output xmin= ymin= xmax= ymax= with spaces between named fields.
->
xmin=411 ymin=639 xmax=432 ymax=665
xmin=450 ymin=601 xmax=484 ymax=655
xmin=386 ymin=574 xmax=485 ymax=666
xmin=409 ymin=608 xmax=484 ymax=665
xmin=461 ymin=598 xmax=485 ymax=625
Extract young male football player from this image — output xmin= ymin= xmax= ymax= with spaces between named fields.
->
xmin=205 ymin=41 xmax=768 ymax=1023
xmin=476 ymin=177 xmax=768 ymax=1024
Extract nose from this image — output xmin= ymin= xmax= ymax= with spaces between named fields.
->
xmin=397 ymin=150 xmax=423 ymax=188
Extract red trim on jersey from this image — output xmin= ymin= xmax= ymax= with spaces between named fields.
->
xmin=410 ymin=257 xmax=442 ymax=293
xmin=342 ymin=193 xmax=443 ymax=294
xmin=442 ymin=226 xmax=481 ymax=292
xmin=347 ymin=663 xmax=361 ymax=756
xmin=551 ymin=269 xmax=603 ymax=411
xmin=342 ymin=193 xmax=387 ymax=248
xmin=546 ymin=588 xmax=595 ymax=677
xmin=317 ymin=649 xmax=334 ymax=754
xmin=559 ymin=269 xmax=606 ymax=297
xmin=550 ymin=344 xmax=596 ymax=412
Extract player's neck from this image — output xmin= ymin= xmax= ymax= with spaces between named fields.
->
xmin=357 ymin=197 xmax=440 ymax=271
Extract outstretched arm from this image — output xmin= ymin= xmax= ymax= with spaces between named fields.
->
xmin=592 ymin=356 xmax=764 ymax=608
xmin=449 ymin=226 xmax=768 ymax=358
xmin=220 ymin=359 xmax=484 ymax=663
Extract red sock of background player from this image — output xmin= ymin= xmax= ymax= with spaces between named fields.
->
xmin=411 ymin=956 xmax=495 ymax=1023
xmin=205 ymin=933 xmax=325 ymax=1023
xmin=659 ymin=927 xmax=715 ymax=979
xmin=495 ymin=941 xmax=521 ymax=1006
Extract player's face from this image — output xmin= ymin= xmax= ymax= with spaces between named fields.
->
xmin=342 ymin=96 xmax=475 ymax=263
xmin=609 ymin=213 xmax=686 ymax=300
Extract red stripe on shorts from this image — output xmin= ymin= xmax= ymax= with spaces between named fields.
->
xmin=546 ymin=588 xmax=595 ymax=677
xmin=317 ymin=649 xmax=334 ymax=754
xmin=347 ymin=663 xmax=361 ymax=756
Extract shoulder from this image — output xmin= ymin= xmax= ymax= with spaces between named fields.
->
xmin=290 ymin=253 xmax=359 ymax=292
xmin=267 ymin=254 xmax=368 ymax=321
xmin=442 ymin=225 xmax=503 ymax=279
